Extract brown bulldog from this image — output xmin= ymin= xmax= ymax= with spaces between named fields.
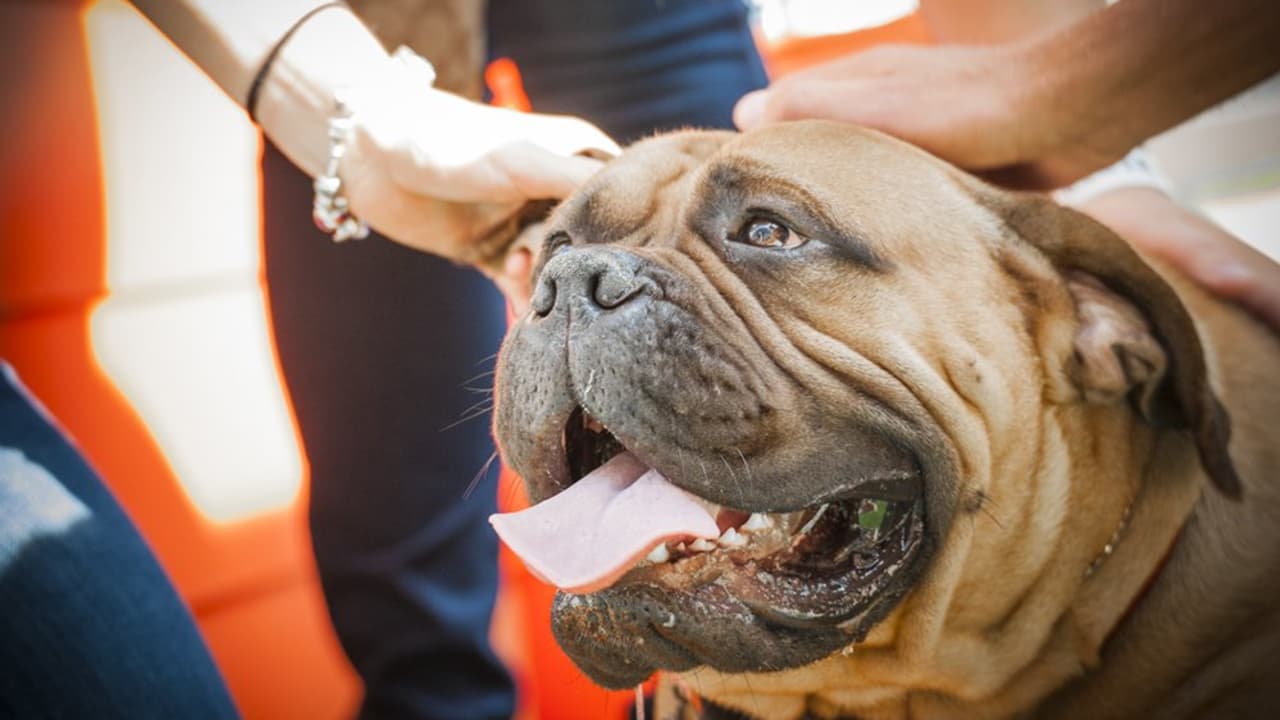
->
xmin=489 ymin=121 xmax=1280 ymax=719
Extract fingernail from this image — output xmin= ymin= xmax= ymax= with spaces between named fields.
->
xmin=734 ymin=91 xmax=766 ymax=130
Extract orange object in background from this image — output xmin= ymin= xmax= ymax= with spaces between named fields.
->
xmin=756 ymin=12 xmax=931 ymax=78
xmin=0 ymin=3 xmax=358 ymax=718
xmin=0 ymin=3 xmax=929 ymax=719
xmin=487 ymin=57 xmax=533 ymax=113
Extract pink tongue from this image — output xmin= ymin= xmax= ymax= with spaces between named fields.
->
xmin=490 ymin=452 xmax=720 ymax=593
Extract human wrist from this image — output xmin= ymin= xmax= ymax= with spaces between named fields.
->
xmin=1010 ymin=4 xmax=1166 ymax=170
xmin=999 ymin=34 xmax=1095 ymax=166
xmin=253 ymin=4 xmax=394 ymax=178
xmin=244 ymin=2 xmax=347 ymax=125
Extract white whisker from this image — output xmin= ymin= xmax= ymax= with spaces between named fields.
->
xmin=463 ymin=450 xmax=500 ymax=499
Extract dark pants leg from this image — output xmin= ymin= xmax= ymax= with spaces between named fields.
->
xmin=0 ymin=364 xmax=238 ymax=720
xmin=487 ymin=0 xmax=768 ymax=142
xmin=262 ymin=146 xmax=514 ymax=720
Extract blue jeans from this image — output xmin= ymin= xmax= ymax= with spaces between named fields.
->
xmin=0 ymin=364 xmax=238 ymax=719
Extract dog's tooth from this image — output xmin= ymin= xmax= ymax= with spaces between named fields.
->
xmin=675 ymin=542 xmax=687 ymax=553
xmin=742 ymin=512 xmax=771 ymax=532
xmin=646 ymin=543 xmax=671 ymax=564
xmin=718 ymin=527 xmax=747 ymax=548
xmin=796 ymin=503 xmax=830 ymax=537
xmin=689 ymin=538 xmax=715 ymax=553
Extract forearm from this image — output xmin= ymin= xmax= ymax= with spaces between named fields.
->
xmin=131 ymin=0 xmax=392 ymax=177
xmin=130 ymin=0 xmax=335 ymax=104
xmin=251 ymin=7 xmax=392 ymax=177
xmin=1028 ymin=0 xmax=1280 ymax=150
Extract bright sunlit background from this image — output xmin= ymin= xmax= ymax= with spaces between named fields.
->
xmin=85 ymin=0 xmax=302 ymax=523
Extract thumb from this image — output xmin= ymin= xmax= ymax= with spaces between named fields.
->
xmin=733 ymin=90 xmax=770 ymax=130
xmin=735 ymin=81 xmax=870 ymax=130
xmin=499 ymin=144 xmax=609 ymax=200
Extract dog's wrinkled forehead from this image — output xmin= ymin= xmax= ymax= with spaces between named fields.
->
xmin=551 ymin=122 xmax=974 ymax=258
xmin=552 ymin=130 xmax=737 ymax=242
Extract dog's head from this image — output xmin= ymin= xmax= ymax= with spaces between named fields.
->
xmin=492 ymin=121 xmax=1236 ymax=697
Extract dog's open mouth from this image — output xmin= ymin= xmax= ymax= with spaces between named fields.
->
xmin=492 ymin=406 xmax=925 ymax=629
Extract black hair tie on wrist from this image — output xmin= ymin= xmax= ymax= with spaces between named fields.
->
xmin=245 ymin=1 xmax=346 ymax=124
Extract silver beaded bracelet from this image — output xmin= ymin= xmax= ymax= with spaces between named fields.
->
xmin=311 ymin=89 xmax=368 ymax=243
xmin=311 ymin=47 xmax=438 ymax=243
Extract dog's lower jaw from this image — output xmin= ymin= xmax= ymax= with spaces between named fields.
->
xmin=546 ymin=493 xmax=932 ymax=689
xmin=675 ymin=422 xmax=1206 ymax=720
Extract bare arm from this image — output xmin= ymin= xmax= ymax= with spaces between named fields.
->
xmin=127 ymin=1 xmax=369 ymax=109
xmin=128 ymin=1 xmax=385 ymax=175
xmin=923 ymin=0 xmax=1280 ymax=332
xmin=1029 ymin=0 xmax=1280 ymax=176
xmin=129 ymin=0 xmax=616 ymax=309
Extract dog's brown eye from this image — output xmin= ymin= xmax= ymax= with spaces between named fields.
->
xmin=734 ymin=217 xmax=805 ymax=250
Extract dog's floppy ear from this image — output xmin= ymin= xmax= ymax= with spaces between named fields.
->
xmin=982 ymin=189 xmax=1241 ymax=498
xmin=1064 ymin=271 xmax=1170 ymax=418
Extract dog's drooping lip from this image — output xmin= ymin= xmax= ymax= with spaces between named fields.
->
xmin=492 ymin=405 xmax=927 ymax=685
xmin=617 ymin=481 xmax=925 ymax=631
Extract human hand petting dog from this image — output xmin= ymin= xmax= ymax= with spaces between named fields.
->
xmin=332 ymin=50 xmax=616 ymax=307
xmin=249 ymin=7 xmax=617 ymax=307
xmin=734 ymin=42 xmax=1091 ymax=185
xmin=133 ymin=0 xmax=617 ymax=311
xmin=736 ymin=0 xmax=1280 ymax=333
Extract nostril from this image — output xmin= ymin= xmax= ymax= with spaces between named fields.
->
xmin=531 ymin=276 xmax=557 ymax=317
xmin=592 ymin=270 xmax=643 ymax=309
xmin=531 ymin=247 xmax=649 ymax=317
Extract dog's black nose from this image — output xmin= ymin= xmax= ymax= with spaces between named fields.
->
xmin=531 ymin=247 xmax=650 ymax=317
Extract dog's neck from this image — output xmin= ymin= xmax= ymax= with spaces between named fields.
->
xmin=676 ymin=407 xmax=1205 ymax=720
xmin=991 ymin=419 xmax=1203 ymax=709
